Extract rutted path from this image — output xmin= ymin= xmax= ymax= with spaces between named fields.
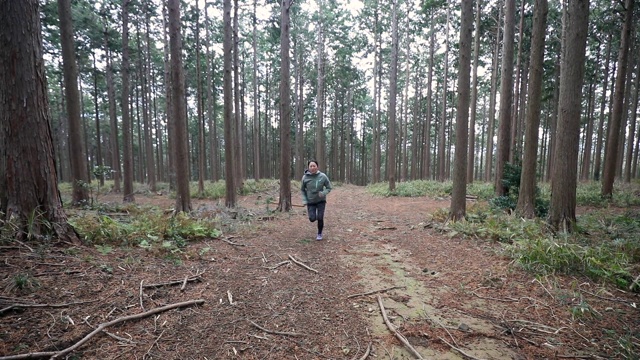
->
xmin=311 ymin=185 xmax=519 ymax=359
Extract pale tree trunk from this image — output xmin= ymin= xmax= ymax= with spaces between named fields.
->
xmin=316 ymin=0 xmax=325 ymax=168
xmin=602 ymin=0 xmax=634 ymax=198
xmin=485 ymin=1 xmax=502 ymax=182
xmin=92 ymin=53 xmax=104 ymax=187
xmin=142 ymin=4 xmax=156 ymax=192
xmin=495 ymin=0 xmax=516 ymax=196
xmin=233 ymin=0 xmax=244 ymax=189
xmin=372 ymin=0 xmax=380 ymax=183
xmin=423 ymin=12 xmax=435 ymax=180
xmin=624 ymin=55 xmax=640 ymax=182
xmin=253 ymin=0 xmax=261 ymax=180
xmin=388 ymin=0 xmax=399 ymax=191
xmin=58 ymin=0 xmax=89 ymax=205
xmin=206 ymin=4 xmax=218 ymax=182
xmin=401 ymin=12 xmax=411 ymax=182
xmin=223 ymin=0 xmax=237 ymax=207
xmin=593 ymin=36 xmax=612 ymax=181
xmin=580 ymin=79 xmax=596 ymax=180
xmin=549 ymin=0 xmax=589 ymax=232
xmin=162 ymin=3 xmax=176 ymax=190
xmin=616 ymin=43 xmax=635 ymax=178
xmin=438 ymin=7 xmax=450 ymax=182
xmin=545 ymin=55 xmax=560 ymax=182
xmin=195 ymin=1 xmax=205 ymax=196
xmin=121 ymin=0 xmax=135 ymax=202
xmin=467 ymin=0 xmax=482 ymax=184
xmin=516 ymin=0 xmax=548 ymax=218
xmin=278 ymin=0 xmax=292 ymax=211
xmin=105 ymin=25 xmax=121 ymax=192
xmin=510 ymin=0 xmax=526 ymax=163
xmin=0 ymin=0 xmax=78 ymax=242
xmin=168 ymin=0 xmax=191 ymax=213
xmin=450 ymin=0 xmax=473 ymax=221
xmin=410 ymin=73 xmax=420 ymax=180
xmin=295 ymin=42 xmax=305 ymax=179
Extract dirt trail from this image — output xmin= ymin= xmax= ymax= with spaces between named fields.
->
xmin=1 ymin=184 xmax=637 ymax=359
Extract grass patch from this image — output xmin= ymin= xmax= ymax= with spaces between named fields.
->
xmin=445 ymin=205 xmax=640 ymax=291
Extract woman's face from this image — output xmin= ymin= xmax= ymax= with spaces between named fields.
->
xmin=308 ymin=162 xmax=318 ymax=174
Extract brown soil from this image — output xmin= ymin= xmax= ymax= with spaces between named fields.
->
xmin=1 ymin=184 xmax=638 ymax=359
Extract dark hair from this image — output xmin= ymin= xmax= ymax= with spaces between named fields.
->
xmin=307 ymin=159 xmax=318 ymax=167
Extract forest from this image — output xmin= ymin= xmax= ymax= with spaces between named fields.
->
xmin=1 ymin=0 xmax=640 ymax=359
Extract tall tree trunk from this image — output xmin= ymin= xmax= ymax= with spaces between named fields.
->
xmin=372 ymin=0 xmax=380 ymax=183
xmin=233 ymin=0 xmax=243 ymax=189
xmin=593 ymin=36 xmax=612 ymax=181
xmin=105 ymin=25 xmax=121 ymax=192
xmin=485 ymin=2 xmax=501 ymax=182
xmin=206 ymin=4 xmax=218 ymax=182
xmin=423 ymin=12 xmax=435 ymax=180
xmin=549 ymin=0 xmax=589 ymax=232
xmin=581 ymin=78 xmax=596 ymax=180
xmin=121 ymin=0 xmax=135 ymax=202
xmin=162 ymin=3 xmax=176 ymax=190
xmin=223 ymin=0 xmax=237 ymax=207
xmin=624 ymin=54 xmax=640 ymax=182
xmin=438 ymin=7 xmax=450 ymax=181
xmin=315 ymin=0 xmax=325 ymax=168
xmin=168 ymin=0 xmax=191 ymax=212
xmin=277 ymin=0 xmax=292 ymax=211
xmin=602 ymin=0 xmax=634 ymax=198
xmin=516 ymin=0 xmax=548 ymax=218
xmin=0 ymin=0 xmax=78 ymax=242
xmin=141 ymin=5 xmax=156 ymax=193
xmin=467 ymin=0 xmax=482 ymax=184
xmin=495 ymin=0 xmax=516 ymax=196
xmin=253 ymin=0 xmax=261 ymax=180
xmin=58 ymin=0 xmax=89 ymax=205
xmin=450 ymin=0 xmax=473 ymax=221
xmin=510 ymin=0 xmax=526 ymax=163
xmin=388 ymin=0 xmax=399 ymax=191
xmin=196 ymin=0 xmax=205 ymax=196
xmin=295 ymin=42 xmax=305 ymax=179
xmin=92 ymin=53 xmax=104 ymax=187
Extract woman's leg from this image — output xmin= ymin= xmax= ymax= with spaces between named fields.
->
xmin=316 ymin=202 xmax=326 ymax=235
xmin=307 ymin=204 xmax=317 ymax=222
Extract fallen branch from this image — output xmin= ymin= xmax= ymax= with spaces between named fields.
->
xmin=248 ymin=320 xmax=305 ymax=337
xmin=288 ymin=255 xmax=318 ymax=273
xmin=353 ymin=342 xmax=372 ymax=360
xmin=139 ymin=280 xmax=145 ymax=311
xmin=579 ymin=288 xmax=638 ymax=308
xmin=438 ymin=336 xmax=485 ymax=360
xmin=0 ymin=299 xmax=205 ymax=360
xmin=471 ymin=291 xmax=518 ymax=303
xmin=222 ymin=237 xmax=246 ymax=247
xmin=422 ymin=304 xmax=458 ymax=348
xmin=377 ymin=296 xmax=424 ymax=359
xmin=267 ymin=260 xmax=291 ymax=270
xmin=347 ymin=286 xmax=405 ymax=299
xmin=0 ymin=299 xmax=98 ymax=315
xmin=142 ymin=274 xmax=204 ymax=288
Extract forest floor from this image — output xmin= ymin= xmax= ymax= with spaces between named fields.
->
xmin=1 ymin=184 xmax=638 ymax=359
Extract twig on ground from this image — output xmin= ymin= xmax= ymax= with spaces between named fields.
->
xmin=422 ymin=304 xmax=458 ymax=348
xmin=630 ymin=274 xmax=640 ymax=291
xmin=227 ymin=290 xmax=235 ymax=305
xmin=12 ymin=239 xmax=34 ymax=252
xmin=145 ymin=329 xmax=165 ymax=358
xmin=267 ymin=260 xmax=291 ymax=270
xmin=377 ymin=296 xmax=424 ymax=359
xmin=139 ymin=280 xmax=145 ymax=311
xmin=83 ymin=318 xmax=135 ymax=344
xmin=0 ymin=299 xmax=204 ymax=360
xmin=438 ymin=336 xmax=485 ymax=360
xmin=288 ymin=255 xmax=318 ymax=273
xmin=471 ymin=291 xmax=518 ymax=302
xmin=579 ymin=288 xmax=637 ymax=307
xmin=353 ymin=342 xmax=372 ymax=360
xmin=248 ymin=333 xmax=270 ymax=340
xmin=532 ymin=278 xmax=555 ymax=301
xmin=142 ymin=273 xmax=204 ymax=288
xmin=222 ymin=237 xmax=246 ymax=247
xmin=248 ymin=320 xmax=305 ymax=337
xmin=346 ymin=286 xmax=405 ymax=299
xmin=180 ymin=275 xmax=189 ymax=291
xmin=0 ymin=299 xmax=98 ymax=315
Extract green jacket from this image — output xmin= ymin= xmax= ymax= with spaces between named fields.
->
xmin=301 ymin=170 xmax=332 ymax=205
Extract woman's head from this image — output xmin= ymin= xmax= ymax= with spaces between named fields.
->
xmin=307 ymin=159 xmax=319 ymax=173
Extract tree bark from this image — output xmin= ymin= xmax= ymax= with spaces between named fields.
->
xmin=0 ymin=0 xmax=79 ymax=242
xmin=277 ymin=0 xmax=292 ymax=212
xmin=438 ymin=7 xmax=450 ymax=182
xmin=467 ymin=0 xmax=482 ymax=184
xmin=58 ymin=0 xmax=89 ymax=205
xmin=494 ymin=0 xmax=515 ymax=196
xmin=549 ymin=0 xmax=589 ymax=232
xmin=593 ymin=36 xmax=612 ymax=181
xmin=450 ymin=0 xmax=473 ymax=221
xmin=121 ymin=0 xmax=135 ymax=202
xmin=168 ymin=0 xmax=191 ymax=213
xmin=485 ymin=1 xmax=502 ymax=182
xmin=388 ymin=0 xmax=399 ymax=191
xmin=223 ymin=0 xmax=237 ymax=207
xmin=104 ymin=24 xmax=121 ymax=192
xmin=516 ymin=0 xmax=548 ymax=218
xmin=316 ymin=0 xmax=325 ymax=169
xmin=602 ymin=0 xmax=634 ymax=198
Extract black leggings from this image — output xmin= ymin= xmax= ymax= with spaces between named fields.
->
xmin=307 ymin=201 xmax=326 ymax=234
